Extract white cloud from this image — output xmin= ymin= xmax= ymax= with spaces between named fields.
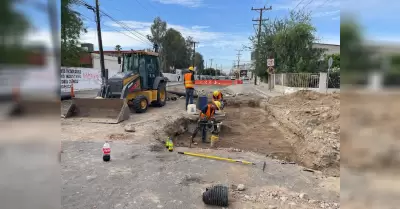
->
xmin=191 ymin=25 xmax=209 ymax=30
xmin=274 ymin=0 xmax=340 ymax=20
xmin=90 ymin=20 xmax=249 ymax=50
xmin=274 ymin=0 xmax=339 ymax=11
xmin=313 ymin=10 xmax=340 ymax=18
xmin=152 ymin=0 xmax=203 ymax=7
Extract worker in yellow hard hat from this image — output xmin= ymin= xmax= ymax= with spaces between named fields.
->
xmin=184 ymin=66 xmax=195 ymax=110
xmin=197 ymin=100 xmax=221 ymax=143
xmin=212 ymin=90 xmax=225 ymax=109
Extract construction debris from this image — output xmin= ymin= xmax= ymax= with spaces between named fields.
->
xmin=124 ymin=124 xmax=136 ymax=132
xmin=237 ymin=184 xmax=246 ymax=191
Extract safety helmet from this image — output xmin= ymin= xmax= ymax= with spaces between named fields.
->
xmin=213 ymin=91 xmax=220 ymax=97
xmin=213 ymin=101 xmax=221 ymax=110
xmin=188 ymin=66 xmax=194 ymax=71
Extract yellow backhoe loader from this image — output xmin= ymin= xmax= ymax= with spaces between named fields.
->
xmin=64 ymin=50 xmax=168 ymax=123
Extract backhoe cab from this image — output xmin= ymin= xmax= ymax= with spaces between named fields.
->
xmin=64 ymin=50 xmax=168 ymax=124
xmin=108 ymin=51 xmax=168 ymax=111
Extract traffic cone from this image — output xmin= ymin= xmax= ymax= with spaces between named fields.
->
xmin=70 ymin=81 xmax=75 ymax=98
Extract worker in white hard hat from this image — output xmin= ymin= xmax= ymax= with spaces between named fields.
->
xmin=183 ymin=66 xmax=195 ymax=110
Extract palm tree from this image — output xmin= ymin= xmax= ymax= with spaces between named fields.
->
xmin=115 ymin=45 xmax=122 ymax=52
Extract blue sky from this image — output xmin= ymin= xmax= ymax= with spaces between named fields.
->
xmin=22 ymin=0 xmax=399 ymax=71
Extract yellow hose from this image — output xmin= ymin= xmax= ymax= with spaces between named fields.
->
xmin=178 ymin=151 xmax=255 ymax=165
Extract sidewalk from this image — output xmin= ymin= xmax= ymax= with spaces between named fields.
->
xmin=253 ymin=83 xmax=283 ymax=98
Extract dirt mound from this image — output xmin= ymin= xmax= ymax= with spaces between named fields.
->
xmin=270 ymin=90 xmax=339 ymax=104
xmin=267 ymin=90 xmax=340 ymax=176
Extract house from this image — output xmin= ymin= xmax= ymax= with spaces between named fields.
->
xmin=312 ymin=43 xmax=340 ymax=55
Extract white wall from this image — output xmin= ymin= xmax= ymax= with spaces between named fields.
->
xmin=91 ymin=53 xmax=121 ymax=73
xmin=60 ymin=67 xmax=186 ymax=93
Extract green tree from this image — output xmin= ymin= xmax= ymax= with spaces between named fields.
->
xmin=147 ymin=17 xmax=167 ymax=70
xmin=115 ymin=45 xmax=122 ymax=51
xmin=318 ymin=53 xmax=340 ymax=71
xmin=162 ymin=28 xmax=189 ymax=70
xmin=250 ymin=11 xmax=325 ymax=79
xmin=202 ymin=68 xmax=216 ymax=76
xmin=61 ymin=0 xmax=87 ymax=67
xmin=0 ymin=0 xmax=30 ymax=65
xmin=194 ymin=52 xmax=204 ymax=71
xmin=185 ymin=36 xmax=194 ymax=65
xmin=147 ymin=17 xmax=205 ymax=72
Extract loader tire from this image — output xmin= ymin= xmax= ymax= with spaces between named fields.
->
xmin=132 ymin=95 xmax=148 ymax=113
xmin=155 ymin=82 xmax=167 ymax=107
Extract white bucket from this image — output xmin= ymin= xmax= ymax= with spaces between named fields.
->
xmin=187 ymin=104 xmax=197 ymax=114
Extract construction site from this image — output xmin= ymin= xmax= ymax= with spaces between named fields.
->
xmin=61 ymin=81 xmax=340 ymax=209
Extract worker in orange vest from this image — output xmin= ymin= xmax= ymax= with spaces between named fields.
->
xmin=212 ymin=90 xmax=226 ymax=109
xmin=198 ymin=101 xmax=221 ymax=143
xmin=184 ymin=66 xmax=195 ymax=110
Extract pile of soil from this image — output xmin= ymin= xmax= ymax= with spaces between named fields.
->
xmin=267 ymin=90 xmax=340 ymax=176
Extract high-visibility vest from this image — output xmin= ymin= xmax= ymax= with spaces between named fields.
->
xmin=200 ymin=104 xmax=215 ymax=119
xmin=184 ymin=72 xmax=194 ymax=89
xmin=212 ymin=92 xmax=223 ymax=101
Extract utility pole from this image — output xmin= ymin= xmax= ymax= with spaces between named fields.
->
xmin=236 ymin=49 xmax=242 ymax=70
xmin=252 ymin=5 xmax=272 ymax=85
xmin=209 ymin=59 xmax=213 ymax=70
xmin=189 ymin=40 xmax=199 ymax=68
xmin=95 ymin=0 xmax=106 ymax=85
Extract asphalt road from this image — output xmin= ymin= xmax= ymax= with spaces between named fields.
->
xmin=61 ymin=141 xmax=339 ymax=209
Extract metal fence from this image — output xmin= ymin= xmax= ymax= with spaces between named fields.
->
xmin=274 ymin=73 xmax=320 ymax=88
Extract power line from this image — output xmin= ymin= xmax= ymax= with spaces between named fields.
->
xmin=80 ymin=13 xmax=151 ymax=45
xmin=76 ymin=0 xmax=152 ymax=47
xmin=99 ymin=11 xmax=152 ymax=45
xmin=314 ymin=0 xmax=332 ymax=10
xmin=293 ymin=0 xmax=308 ymax=10
xmin=299 ymin=0 xmax=315 ymax=11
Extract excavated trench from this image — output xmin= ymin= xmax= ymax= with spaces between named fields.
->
xmin=176 ymin=107 xmax=296 ymax=161
xmin=159 ymin=98 xmax=298 ymax=163
xmin=156 ymin=95 xmax=339 ymax=176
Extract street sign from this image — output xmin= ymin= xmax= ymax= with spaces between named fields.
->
xmin=267 ymin=59 xmax=275 ymax=67
xmin=328 ymin=57 xmax=333 ymax=68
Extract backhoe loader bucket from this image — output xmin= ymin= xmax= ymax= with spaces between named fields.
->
xmin=64 ymin=98 xmax=130 ymax=124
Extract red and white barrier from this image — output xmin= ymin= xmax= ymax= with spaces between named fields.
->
xmin=195 ymin=80 xmax=243 ymax=85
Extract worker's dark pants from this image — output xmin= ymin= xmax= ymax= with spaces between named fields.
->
xmin=185 ymin=88 xmax=194 ymax=109
xmin=200 ymin=122 xmax=207 ymax=142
